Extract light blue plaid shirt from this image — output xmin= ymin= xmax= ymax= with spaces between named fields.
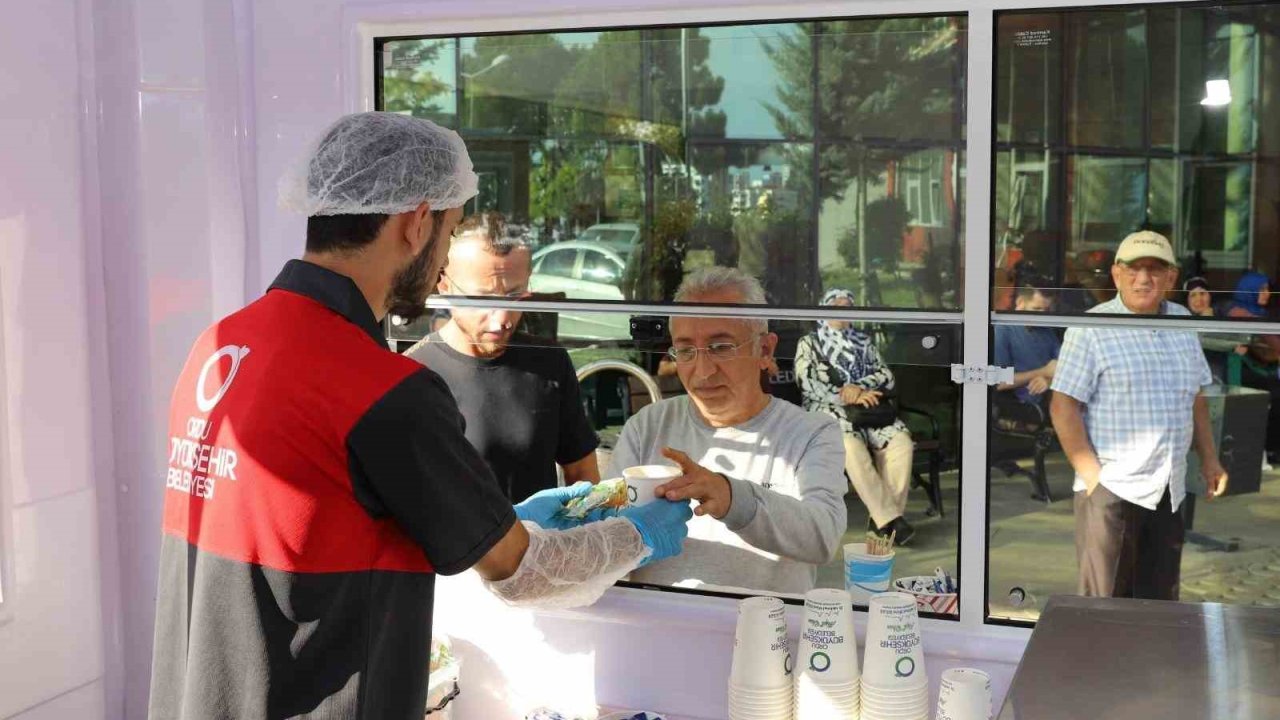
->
xmin=1051 ymin=297 xmax=1212 ymax=512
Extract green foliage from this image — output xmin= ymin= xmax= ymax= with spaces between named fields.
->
xmin=381 ymin=39 xmax=454 ymax=123
xmin=837 ymin=196 xmax=913 ymax=270
xmin=764 ymin=17 xmax=962 ymax=202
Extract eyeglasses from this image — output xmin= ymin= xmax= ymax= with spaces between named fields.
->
xmin=1118 ymin=262 xmax=1171 ymax=278
xmin=441 ymin=272 xmax=530 ymax=300
xmin=666 ymin=335 xmax=762 ymax=364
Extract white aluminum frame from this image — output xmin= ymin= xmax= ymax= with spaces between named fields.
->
xmin=348 ymin=0 xmax=1254 ymax=650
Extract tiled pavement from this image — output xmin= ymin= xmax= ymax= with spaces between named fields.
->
xmin=816 ymin=453 xmax=1280 ymax=621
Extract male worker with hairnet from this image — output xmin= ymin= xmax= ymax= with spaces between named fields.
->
xmin=149 ymin=112 xmax=692 ymax=720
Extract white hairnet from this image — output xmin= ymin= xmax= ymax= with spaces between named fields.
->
xmin=278 ymin=112 xmax=479 ymax=216
xmin=484 ymin=519 xmax=650 ymax=609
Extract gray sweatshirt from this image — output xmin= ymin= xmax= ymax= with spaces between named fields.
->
xmin=606 ymin=395 xmax=848 ymax=595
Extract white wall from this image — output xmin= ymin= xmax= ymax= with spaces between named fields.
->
xmin=0 ymin=0 xmax=109 ymax=716
xmin=92 ymin=0 xmax=257 ymax=715
xmin=0 ymin=0 xmax=255 ymax=716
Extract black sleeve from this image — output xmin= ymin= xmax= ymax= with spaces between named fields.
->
xmin=553 ymin=349 xmax=600 ymax=466
xmin=347 ymin=368 xmax=516 ymax=575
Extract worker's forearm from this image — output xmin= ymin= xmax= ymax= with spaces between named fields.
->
xmin=1192 ymin=394 xmax=1217 ymax=460
xmin=471 ymin=520 xmax=530 ymax=582
xmin=484 ymin=519 xmax=648 ymax=609
xmin=1050 ymin=394 xmax=1100 ymax=479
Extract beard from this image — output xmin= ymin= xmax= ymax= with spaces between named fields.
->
xmin=385 ymin=220 xmax=447 ymax=321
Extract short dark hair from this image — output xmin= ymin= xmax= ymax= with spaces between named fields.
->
xmin=453 ymin=212 xmax=528 ymax=257
xmin=1016 ymin=276 xmax=1056 ymax=303
xmin=306 ymin=209 xmax=446 ymax=253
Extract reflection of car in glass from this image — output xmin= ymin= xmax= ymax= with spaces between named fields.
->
xmin=529 ymin=241 xmax=632 ymax=341
xmin=576 ymin=223 xmax=641 ymax=256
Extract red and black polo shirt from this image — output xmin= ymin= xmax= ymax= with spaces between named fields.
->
xmin=149 ymin=260 xmax=516 ymax=720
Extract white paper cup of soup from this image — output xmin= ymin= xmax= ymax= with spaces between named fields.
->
xmin=622 ymin=464 xmax=681 ymax=506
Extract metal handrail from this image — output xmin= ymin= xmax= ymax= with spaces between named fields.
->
xmin=575 ymin=358 xmax=663 ymax=406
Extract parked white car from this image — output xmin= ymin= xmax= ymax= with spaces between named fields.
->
xmin=529 ymin=240 xmax=633 ymax=341
xmin=576 ymin=222 xmax=641 ymax=255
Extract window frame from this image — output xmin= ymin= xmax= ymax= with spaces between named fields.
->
xmin=359 ymin=1 xmax=982 ymax=636
xmin=355 ymin=0 xmax=1280 ymax=641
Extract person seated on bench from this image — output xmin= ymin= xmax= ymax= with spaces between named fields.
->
xmin=794 ymin=288 xmax=917 ymax=546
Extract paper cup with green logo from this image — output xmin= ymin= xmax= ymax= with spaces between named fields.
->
xmin=729 ymin=596 xmax=794 ymax=691
xmin=861 ymin=592 xmax=928 ymax=690
xmin=796 ymin=588 xmax=860 ymax=684
xmin=622 ymin=464 xmax=680 ymax=507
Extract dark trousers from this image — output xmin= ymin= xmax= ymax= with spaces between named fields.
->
xmin=1074 ymin=484 xmax=1184 ymax=600
xmin=1241 ymin=363 xmax=1280 ymax=456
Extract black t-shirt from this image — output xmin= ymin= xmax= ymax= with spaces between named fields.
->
xmin=408 ymin=333 xmax=599 ymax=502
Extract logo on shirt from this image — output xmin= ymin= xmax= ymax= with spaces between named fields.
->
xmin=196 ymin=345 xmax=251 ymax=412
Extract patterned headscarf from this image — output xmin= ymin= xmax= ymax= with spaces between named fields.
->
xmin=815 ymin=288 xmax=874 ymax=384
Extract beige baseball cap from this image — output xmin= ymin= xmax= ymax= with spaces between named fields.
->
xmin=1115 ymin=230 xmax=1177 ymax=266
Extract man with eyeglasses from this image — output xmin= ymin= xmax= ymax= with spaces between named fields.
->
xmin=1051 ymin=230 xmax=1228 ymax=601
xmin=406 ymin=212 xmax=601 ymax=503
xmin=606 ymin=266 xmax=847 ymax=595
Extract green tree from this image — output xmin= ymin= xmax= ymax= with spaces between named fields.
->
xmin=381 ymin=39 xmax=454 ymax=123
xmin=765 ymin=18 xmax=963 ymax=303
xmin=837 ymin=196 xmax=913 ymax=272
xmin=462 ymin=34 xmax=577 ymax=133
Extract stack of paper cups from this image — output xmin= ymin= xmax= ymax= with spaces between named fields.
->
xmin=935 ymin=668 xmax=992 ymax=720
xmin=793 ymin=589 xmax=860 ymax=720
xmin=860 ymin=592 xmax=928 ymax=720
xmin=728 ymin=597 xmax=794 ymax=720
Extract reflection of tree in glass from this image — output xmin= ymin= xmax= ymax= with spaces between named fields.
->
xmin=623 ymin=198 xmax=696 ymax=302
xmin=461 ymin=30 xmax=726 ymax=141
xmin=382 ymin=39 xmax=454 ymax=123
xmin=648 ymin=29 xmax=728 ymax=140
xmin=461 ymin=29 xmax=730 ymax=270
xmin=529 ymin=142 xmax=605 ymax=237
xmin=839 ymin=197 xmax=912 ymax=275
xmin=764 ymin=18 xmax=963 ymax=305
xmin=463 ymin=34 xmax=575 ymax=133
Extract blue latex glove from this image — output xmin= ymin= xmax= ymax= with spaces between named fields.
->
xmin=618 ymin=499 xmax=693 ymax=567
xmin=513 ymin=482 xmax=595 ymax=530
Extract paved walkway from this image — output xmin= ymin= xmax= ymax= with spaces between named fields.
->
xmin=816 ymin=453 xmax=1280 ymax=621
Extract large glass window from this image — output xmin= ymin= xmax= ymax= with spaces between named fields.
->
xmin=374 ymin=0 xmax=1280 ymax=628
xmin=994 ymin=3 xmax=1280 ymax=307
xmin=991 ymin=2 xmax=1280 ymax=625
xmin=378 ymin=15 xmax=968 ymax=313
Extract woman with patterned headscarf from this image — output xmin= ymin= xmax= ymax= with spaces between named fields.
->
xmin=794 ymin=289 xmax=917 ymax=545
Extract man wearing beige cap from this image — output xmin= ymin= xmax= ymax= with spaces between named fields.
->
xmin=1050 ymin=230 xmax=1228 ymax=600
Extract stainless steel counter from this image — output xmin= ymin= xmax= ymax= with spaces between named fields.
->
xmin=998 ymin=595 xmax=1280 ymax=720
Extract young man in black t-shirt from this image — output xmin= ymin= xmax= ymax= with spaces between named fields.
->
xmin=407 ymin=213 xmax=600 ymax=502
